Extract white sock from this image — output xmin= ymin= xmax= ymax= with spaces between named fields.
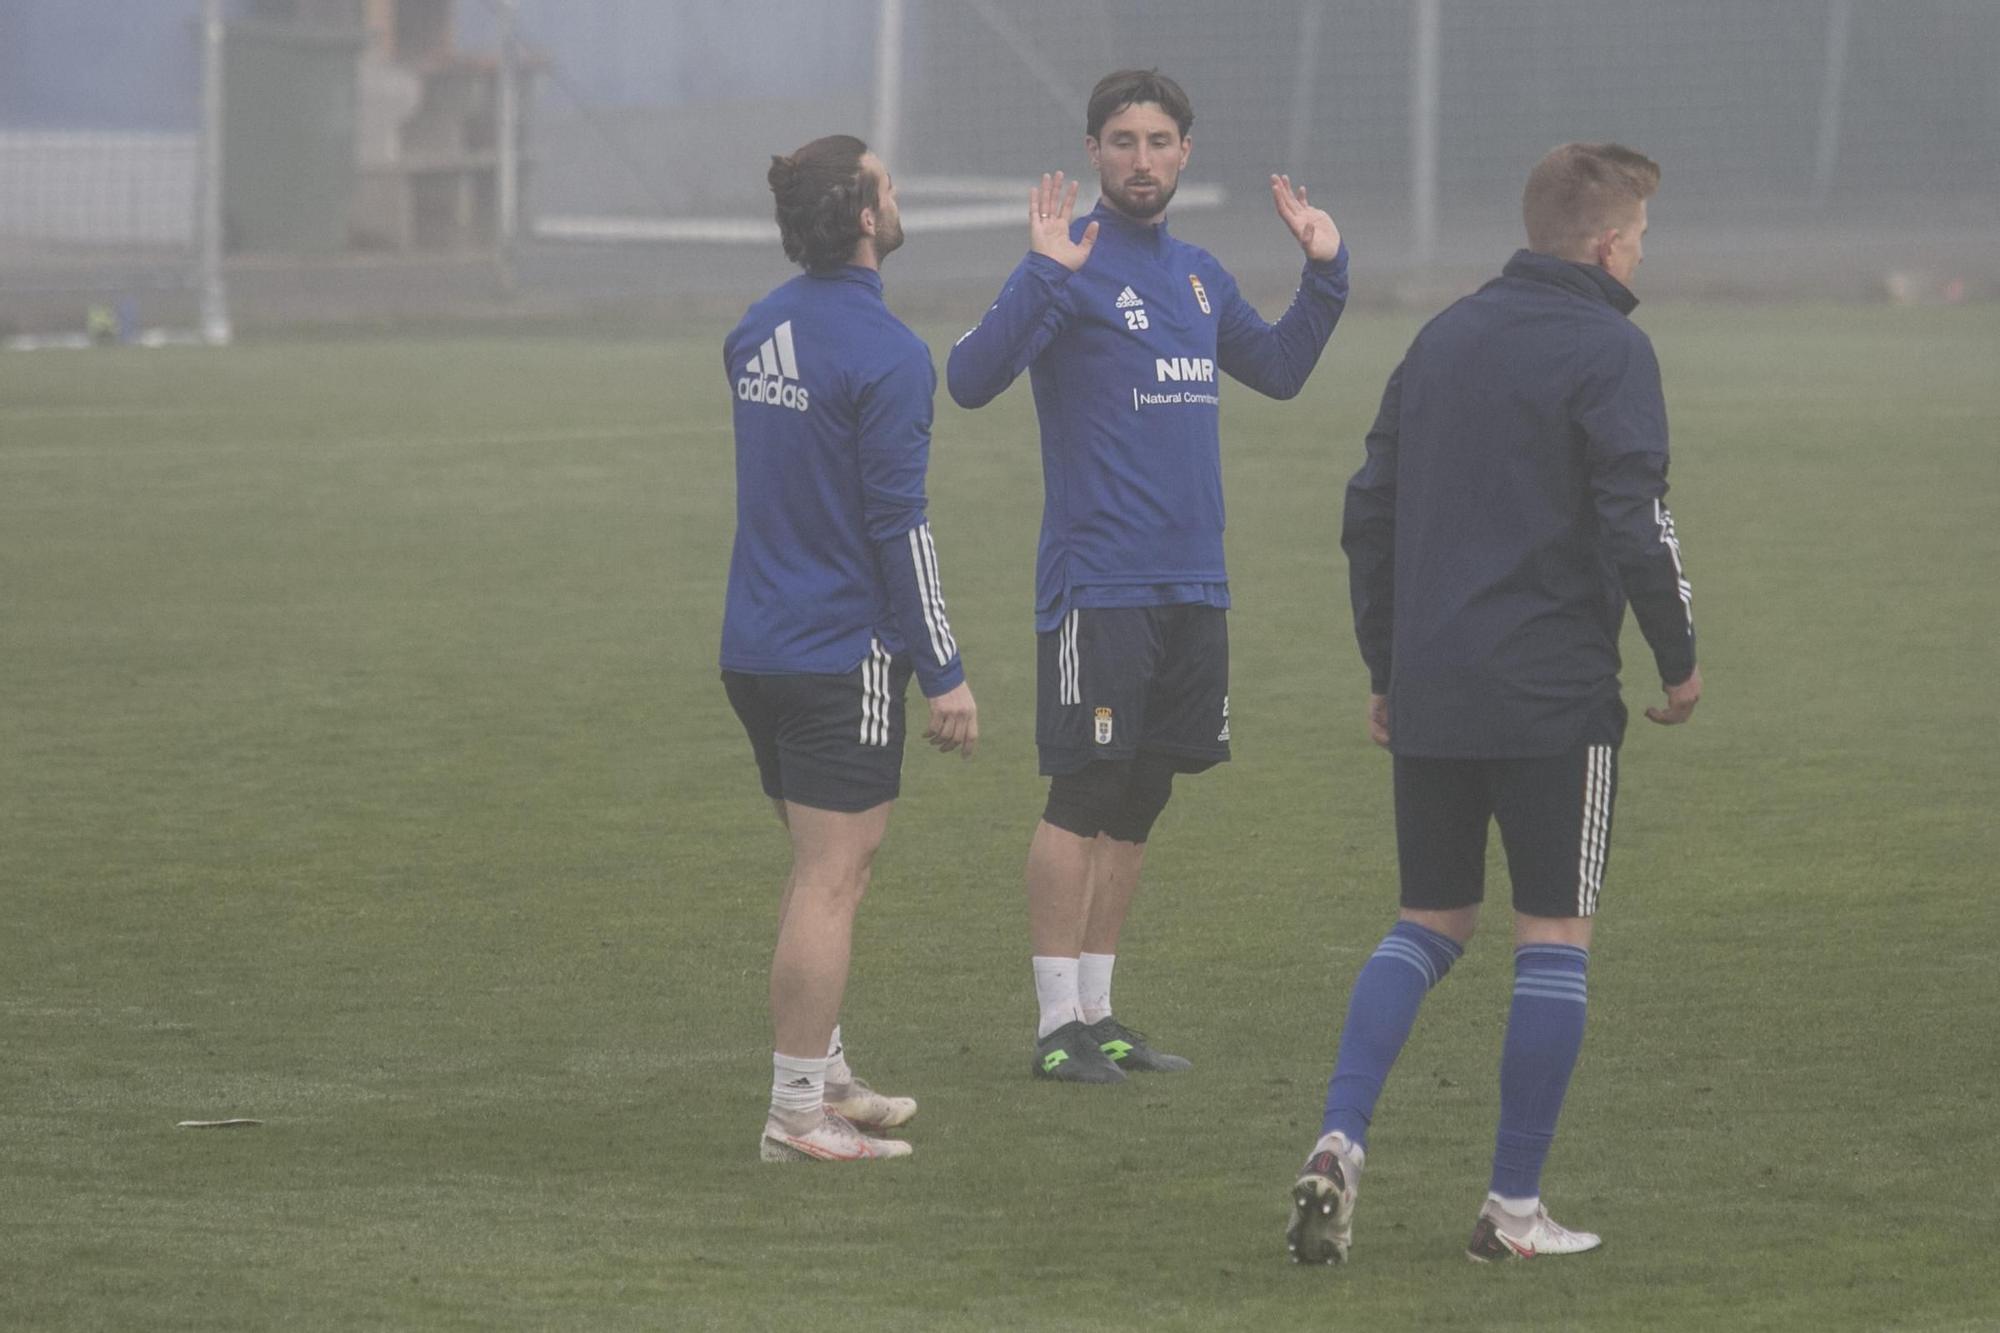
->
xmin=1313 ymin=1130 xmax=1365 ymax=1168
xmin=824 ymin=1025 xmax=854 ymax=1088
xmin=1488 ymin=1191 xmax=1540 ymax=1219
xmin=1078 ymin=952 xmax=1116 ymax=1023
xmin=770 ymin=1052 xmax=827 ymax=1127
xmin=1032 ymin=956 xmax=1084 ymax=1038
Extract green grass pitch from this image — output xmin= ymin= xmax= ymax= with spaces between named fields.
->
xmin=2 ymin=303 xmax=1996 ymax=1330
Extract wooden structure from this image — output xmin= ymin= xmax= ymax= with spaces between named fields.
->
xmin=350 ymin=0 xmax=526 ymax=251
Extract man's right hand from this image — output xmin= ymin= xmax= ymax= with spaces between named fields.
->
xmin=1645 ymin=664 xmax=1702 ymax=725
xmin=924 ymin=681 xmax=979 ymax=759
xmin=1029 ymin=172 xmax=1098 ymax=273
xmin=1367 ymin=693 xmax=1391 ymax=748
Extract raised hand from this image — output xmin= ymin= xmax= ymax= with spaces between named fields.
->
xmin=1270 ymin=174 xmax=1341 ymax=262
xmin=1029 ymin=172 xmax=1099 ymax=273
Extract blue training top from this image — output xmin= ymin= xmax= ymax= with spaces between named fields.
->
xmin=947 ymin=203 xmax=1348 ymax=631
xmin=721 ymin=265 xmax=964 ymax=698
xmin=1343 ymin=249 xmax=1696 ymax=758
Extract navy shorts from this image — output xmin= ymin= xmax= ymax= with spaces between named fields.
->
xmin=1036 ymin=605 xmax=1230 ymax=776
xmin=722 ymin=644 xmax=912 ymax=813
xmin=1393 ymin=744 xmax=1619 ymax=918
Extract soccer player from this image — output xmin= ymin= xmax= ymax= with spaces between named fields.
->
xmin=947 ymin=70 xmax=1349 ymax=1083
xmin=1286 ymin=142 xmax=1702 ymax=1262
xmin=723 ymin=135 xmax=979 ymax=1162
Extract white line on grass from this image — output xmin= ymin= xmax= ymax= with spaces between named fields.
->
xmin=0 ymin=422 xmax=722 ymax=461
xmin=0 ymin=405 xmax=239 ymax=422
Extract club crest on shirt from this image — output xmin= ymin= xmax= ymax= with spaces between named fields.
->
xmin=1094 ymin=707 xmax=1114 ymax=745
xmin=1188 ymin=274 xmax=1211 ymax=315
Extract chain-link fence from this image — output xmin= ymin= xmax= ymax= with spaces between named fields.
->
xmin=488 ymin=0 xmax=1998 ymax=308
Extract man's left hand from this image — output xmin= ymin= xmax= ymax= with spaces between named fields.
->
xmin=1271 ymin=174 xmax=1341 ymax=262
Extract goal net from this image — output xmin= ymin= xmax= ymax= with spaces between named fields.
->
xmin=0 ymin=0 xmax=228 ymax=346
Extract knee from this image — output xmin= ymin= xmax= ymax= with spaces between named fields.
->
xmin=790 ymin=841 xmax=880 ymax=913
xmin=792 ymin=861 xmax=872 ymax=916
xmin=1514 ymin=912 xmax=1591 ymax=950
xmin=1401 ymin=905 xmax=1479 ymax=945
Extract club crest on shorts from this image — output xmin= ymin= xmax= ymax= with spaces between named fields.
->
xmin=1094 ymin=707 xmax=1114 ymax=745
xmin=1188 ymin=274 xmax=1211 ymax=315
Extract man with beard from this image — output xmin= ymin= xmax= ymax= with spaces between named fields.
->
xmin=724 ymin=135 xmax=978 ymax=1160
xmin=947 ymin=70 xmax=1349 ymax=1083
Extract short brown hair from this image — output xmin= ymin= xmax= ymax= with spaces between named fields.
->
xmin=1086 ymin=69 xmax=1193 ymax=140
xmin=767 ymin=134 xmax=880 ymax=271
xmin=1522 ymin=142 xmax=1660 ymax=257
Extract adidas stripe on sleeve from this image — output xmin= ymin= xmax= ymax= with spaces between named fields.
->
xmin=860 ymin=346 xmax=965 ymax=697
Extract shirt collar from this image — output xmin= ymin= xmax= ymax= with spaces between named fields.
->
xmin=1502 ymin=248 xmax=1638 ymax=314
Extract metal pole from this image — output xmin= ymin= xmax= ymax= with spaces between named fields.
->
xmin=496 ymin=0 xmax=520 ymax=292
xmin=198 ymin=0 xmax=231 ymax=345
xmin=872 ymin=0 xmax=904 ymax=166
xmin=1410 ymin=0 xmax=1440 ymax=268
xmin=1809 ymin=0 xmax=1852 ymax=208
xmin=1286 ymin=1 xmax=1324 ymax=178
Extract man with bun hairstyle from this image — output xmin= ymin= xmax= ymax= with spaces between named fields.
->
xmin=948 ymin=69 xmax=1350 ymax=1085
xmin=723 ymin=135 xmax=978 ymax=1162
xmin=1287 ymin=142 xmax=1701 ymax=1264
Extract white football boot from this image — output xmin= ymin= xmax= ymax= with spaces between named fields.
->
xmin=824 ymin=1078 xmax=917 ymax=1132
xmin=758 ymin=1112 xmax=913 ymax=1163
xmin=1287 ymin=1131 xmax=1365 ymax=1264
xmin=1465 ymin=1198 xmax=1601 ymax=1261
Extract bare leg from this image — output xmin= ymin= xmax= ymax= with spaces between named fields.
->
xmin=1403 ymin=904 xmax=1481 ymax=946
xmin=770 ymin=800 xmax=891 ymax=1060
xmin=1025 ymin=818 xmax=1094 ymax=958
xmin=1514 ymin=912 xmax=1592 ymax=950
xmin=1079 ymin=834 xmax=1147 ymax=955
xmin=769 ymin=799 xmax=797 ymax=926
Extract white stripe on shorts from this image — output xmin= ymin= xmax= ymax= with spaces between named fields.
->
xmin=1576 ymin=744 xmax=1613 ymax=915
xmin=1059 ymin=610 xmax=1081 ymax=706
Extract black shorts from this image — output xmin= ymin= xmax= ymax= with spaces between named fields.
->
xmin=1036 ymin=605 xmax=1230 ymax=776
xmin=721 ymin=644 xmax=912 ymax=813
xmin=1393 ymin=745 xmax=1618 ymax=918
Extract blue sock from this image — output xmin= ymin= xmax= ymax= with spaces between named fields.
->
xmin=1491 ymin=944 xmax=1590 ymax=1199
xmin=1321 ymin=920 xmax=1464 ymax=1145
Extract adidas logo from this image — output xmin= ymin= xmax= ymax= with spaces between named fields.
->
xmin=1115 ymin=286 xmax=1145 ymax=310
xmin=736 ymin=319 xmax=810 ymax=412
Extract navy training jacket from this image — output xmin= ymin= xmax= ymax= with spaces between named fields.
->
xmin=948 ymin=204 xmax=1348 ymax=631
xmin=1343 ymin=249 xmax=1695 ymax=758
xmin=721 ymin=265 xmax=964 ymax=697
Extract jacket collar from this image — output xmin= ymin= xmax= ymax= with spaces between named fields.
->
xmin=1088 ymin=201 xmax=1170 ymax=247
xmin=1502 ymin=249 xmax=1637 ymax=314
xmin=806 ymin=263 xmax=884 ymax=293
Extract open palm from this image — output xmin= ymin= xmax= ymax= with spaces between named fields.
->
xmin=1271 ymin=174 xmax=1341 ymax=261
xmin=1029 ymin=172 xmax=1099 ymax=272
